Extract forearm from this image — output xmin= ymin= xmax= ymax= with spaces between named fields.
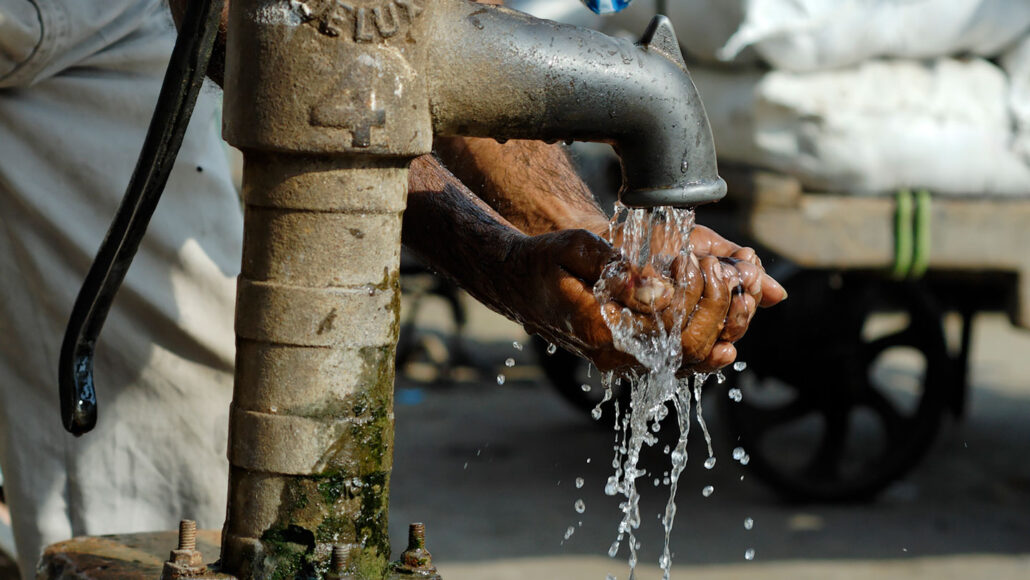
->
xmin=434 ymin=137 xmax=610 ymax=236
xmin=403 ymin=154 xmax=529 ymax=322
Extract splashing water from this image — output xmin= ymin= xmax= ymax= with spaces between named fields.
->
xmin=592 ymin=204 xmax=721 ymax=580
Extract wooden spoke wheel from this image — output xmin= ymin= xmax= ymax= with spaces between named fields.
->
xmin=723 ymin=271 xmax=953 ymax=502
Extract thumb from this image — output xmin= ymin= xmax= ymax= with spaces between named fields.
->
xmin=551 ymin=229 xmax=619 ymax=283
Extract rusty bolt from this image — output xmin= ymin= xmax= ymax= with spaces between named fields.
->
xmin=326 ymin=544 xmax=353 ymax=580
xmin=331 ymin=544 xmax=348 ymax=572
xmin=160 ymin=519 xmax=206 ymax=580
xmin=391 ymin=523 xmax=441 ymax=578
xmin=178 ymin=520 xmax=197 ymax=551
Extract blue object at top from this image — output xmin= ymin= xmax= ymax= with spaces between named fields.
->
xmin=580 ymin=0 xmax=633 ymax=14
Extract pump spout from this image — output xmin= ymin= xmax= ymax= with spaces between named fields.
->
xmin=426 ymin=7 xmax=726 ymax=208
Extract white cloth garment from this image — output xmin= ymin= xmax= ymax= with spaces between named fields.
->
xmin=0 ymin=1 xmax=240 ymax=577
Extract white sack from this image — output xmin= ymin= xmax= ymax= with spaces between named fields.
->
xmin=609 ymin=0 xmax=1030 ymax=70
xmin=1002 ymin=35 xmax=1030 ymax=165
xmin=690 ymin=58 xmax=1030 ymax=195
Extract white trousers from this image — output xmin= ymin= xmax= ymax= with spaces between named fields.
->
xmin=0 ymin=1 xmax=240 ymax=577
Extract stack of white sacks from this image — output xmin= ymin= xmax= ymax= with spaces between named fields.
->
xmin=527 ymin=0 xmax=1030 ymax=196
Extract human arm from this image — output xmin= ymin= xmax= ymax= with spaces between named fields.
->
xmin=404 ymin=154 xmax=742 ymax=371
xmin=433 ymin=137 xmax=787 ymax=362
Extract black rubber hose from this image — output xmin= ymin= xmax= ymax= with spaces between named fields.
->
xmin=58 ymin=0 xmax=225 ymax=436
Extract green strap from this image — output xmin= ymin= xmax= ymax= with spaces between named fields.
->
xmin=892 ymin=189 xmax=914 ymax=279
xmin=910 ymin=189 xmax=932 ymax=278
xmin=891 ymin=189 xmax=932 ymax=279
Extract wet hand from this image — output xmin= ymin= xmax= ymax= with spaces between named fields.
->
xmin=595 ymin=222 xmax=786 ymax=372
xmin=490 ymin=229 xmax=641 ymax=371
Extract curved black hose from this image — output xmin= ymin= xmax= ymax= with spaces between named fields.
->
xmin=58 ymin=0 xmax=224 ymax=436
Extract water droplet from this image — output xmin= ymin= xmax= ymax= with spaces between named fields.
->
xmin=575 ymin=499 xmax=586 ymax=513
xmin=591 ymin=406 xmax=603 ymax=420
xmin=716 ymin=371 xmax=726 ymax=384
xmin=463 ymin=462 xmax=468 ymax=470
xmin=512 ymin=341 xmax=523 ymax=351
xmin=564 ymin=526 xmax=575 ymax=540
xmin=663 ymin=445 xmax=670 ymax=454
xmin=581 ymin=383 xmax=592 ymax=392
xmin=702 ymin=485 xmax=714 ymax=497
xmin=608 ymin=541 xmax=620 ymax=558
xmin=740 ymin=454 xmax=750 ymax=466
xmin=744 ymin=517 xmax=754 ymax=530
xmin=505 ymin=357 xmax=515 ymax=367
xmin=728 ymin=388 xmax=743 ymax=402
xmin=605 ymin=476 xmax=620 ymax=496
xmin=744 ymin=548 xmax=755 ymax=561
xmin=586 ymin=458 xmax=592 ymax=463
xmin=547 ymin=343 xmax=558 ymax=355
xmin=733 ymin=447 xmax=746 ymax=460
xmin=496 ymin=374 xmax=506 ymax=385
xmin=704 ymin=457 xmax=716 ymax=470
xmin=653 ymin=478 xmax=660 ymax=486
xmin=575 ymin=477 xmax=585 ymax=488
xmin=733 ymin=361 xmax=747 ymax=372
xmin=607 ymin=575 xmax=616 ymax=580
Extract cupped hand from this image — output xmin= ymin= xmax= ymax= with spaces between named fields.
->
xmin=592 ymin=221 xmax=787 ymax=372
xmin=493 ymin=229 xmax=759 ymax=374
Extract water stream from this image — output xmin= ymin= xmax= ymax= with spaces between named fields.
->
xmin=592 ymin=204 xmax=720 ymax=580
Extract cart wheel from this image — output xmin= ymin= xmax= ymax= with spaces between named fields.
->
xmin=724 ymin=272 xmax=953 ymax=502
xmin=532 ymin=337 xmax=631 ymax=420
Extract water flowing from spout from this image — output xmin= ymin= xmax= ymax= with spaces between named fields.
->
xmin=593 ymin=204 xmax=718 ymax=580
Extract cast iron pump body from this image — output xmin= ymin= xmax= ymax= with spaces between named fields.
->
xmin=220 ymin=2 xmax=724 ymax=576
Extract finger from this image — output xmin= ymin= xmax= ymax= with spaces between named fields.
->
xmin=693 ymin=341 xmax=737 ymax=372
xmin=722 ymin=258 xmax=763 ymax=302
xmin=605 ymin=262 xmax=674 ymax=314
xmin=662 ymin=254 xmax=703 ymax=329
xmin=722 ymin=251 xmax=785 ymax=307
xmin=601 ymin=300 xmax=663 ymax=338
xmin=758 ymin=273 xmax=788 ymax=307
xmin=720 ymin=291 xmax=756 ymax=343
xmin=681 ymin=256 xmax=732 ymax=364
xmin=689 ymin=225 xmax=741 ymax=257
xmin=553 ymin=229 xmax=619 ymax=283
xmin=731 ymin=246 xmax=763 ymax=268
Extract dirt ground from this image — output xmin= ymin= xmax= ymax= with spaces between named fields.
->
xmin=388 ymin=296 xmax=1030 ymax=580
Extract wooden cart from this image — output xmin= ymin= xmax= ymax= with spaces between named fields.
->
xmin=537 ymin=166 xmax=1030 ymax=501
xmin=715 ymin=168 xmax=1030 ymax=501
